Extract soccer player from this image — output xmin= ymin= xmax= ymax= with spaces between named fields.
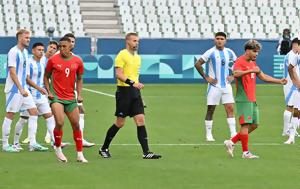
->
xmin=224 ymin=39 xmax=287 ymax=159
xmin=44 ymin=37 xmax=87 ymax=163
xmin=99 ymin=33 xmax=161 ymax=159
xmin=195 ymin=32 xmax=237 ymax=141
xmin=13 ymin=42 xmax=59 ymax=151
xmin=282 ymin=38 xmax=300 ymax=139
xmin=284 ymin=38 xmax=300 ymax=144
xmin=60 ymin=33 xmax=95 ymax=147
xmin=1 ymin=29 xmax=39 ymax=152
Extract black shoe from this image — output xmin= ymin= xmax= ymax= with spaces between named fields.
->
xmin=99 ymin=148 xmax=111 ymax=158
xmin=143 ymin=152 xmax=162 ymax=159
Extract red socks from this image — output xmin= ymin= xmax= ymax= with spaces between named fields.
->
xmin=53 ymin=129 xmax=63 ymax=147
xmin=73 ymin=130 xmax=83 ymax=152
xmin=231 ymin=133 xmax=240 ymax=143
xmin=240 ymin=134 xmax=249 ymax=152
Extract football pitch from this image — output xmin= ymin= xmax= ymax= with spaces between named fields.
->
xmin=0 ymin=84 xmax=299 ymax=189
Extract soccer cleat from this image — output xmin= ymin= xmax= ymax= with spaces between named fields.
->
xmin=82 ymin=139 xmax=95 ymax=147
xmin=12 ymin=143 xmax=23 ymax=151
xmin=22 ymin=137 xmax=30 ymax=144
xmin=99 ymin=148 xmax=111 ymax=158
xmin=2 ymin=145 xmax=20 ymax=152
xmin=143 ymin=152 xmax=162 ymax=159
xmin=284 ymin=138 xmax=295 ymax=144
xmin=206 ymin=135 xmax=215 ymax=142
xmin=242 ymin=151 xmax=259 ymax=159
xmin=44 ymin=136 xmax=51 ymax=144
xmin=224 ymin=140 xmax=234 ymax=158
xmin=29 ymin=143 xmax=49 ymax=152
xmin=77 ymin=155 xmax=88 ymax=163
xmin=55 ymin=150 xmax=68 ymax=163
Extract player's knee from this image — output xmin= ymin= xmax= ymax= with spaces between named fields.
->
xmin=115 ymin=122 xmax=125 ymax=128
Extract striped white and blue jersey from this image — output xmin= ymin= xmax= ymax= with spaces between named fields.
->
xmin=4 ymin=46 xmax=30 ymax=93
xmin=28 ymin=55 xmax=47 ymax=100
xmin=284 ymin=50 xmax=299 ymax=89
xmin=201 ymin=46 xmax=237 ymax=88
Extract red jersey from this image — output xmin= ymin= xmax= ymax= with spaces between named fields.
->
xmin=45 ymin=54 xmax=84 ymax=100
xmin=233 ymin=55 xmax=257 ymax=102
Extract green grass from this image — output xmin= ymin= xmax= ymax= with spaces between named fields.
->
xmin=0 ymin=84 xmax=299 ymax=189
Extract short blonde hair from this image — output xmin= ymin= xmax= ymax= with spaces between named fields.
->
xmin=16 ymin=29 xmax=30 ymax=40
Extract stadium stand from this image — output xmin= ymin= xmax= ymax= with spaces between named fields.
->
xmin=0 ymin=0 xmax=299 ymax=39
xmin=117 ymin=0 xmax=300 ymax=39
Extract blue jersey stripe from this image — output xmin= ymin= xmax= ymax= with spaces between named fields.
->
xmin=36 ymin=61 xmax=42 ymax=99
xmin=210 ymin=51 xmax=216 ymax=79
xmin=6 ymin=92 xmax=15 ymax=108
xmin=21 ymin=51 xmax=26 ymax=88
xmin=219 ymin=50 xmax=226 ymax=88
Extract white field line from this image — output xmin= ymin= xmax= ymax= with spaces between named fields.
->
xmin=24 ymin=143 xmax=283 ymax=146
xmin=83 ymin=88 xmax=115 ymax=97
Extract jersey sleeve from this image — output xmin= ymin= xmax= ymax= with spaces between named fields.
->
xmin=200 ymin=49 xmax=211 ymax=62
xmin=7 ymin=49 xmax=17 ymax=68
xmin=290 ymin=53 xmax=298 ymax=67
xmin=77 ymin=58 xmax=84 ymax=75
xmin=233 ymin=60 xmax=243 ymax=71
xmin=115 ymin=51 xmax=125 ymax=68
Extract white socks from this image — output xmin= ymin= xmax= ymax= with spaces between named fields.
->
xmin=46 ymin=116 xmax=55 ymax=142
xmin=13 ymin=117 xmax=28 ymax=144
xmin=227 ymin=117 xmax=237 ymax=137
xmin=2 ymin=117 xmax=13 ymax=147
xmin=205 ymin=120 xmax=213 ymax=137
xmin=288 ymin=117 xmax=298 ymax=141
xmin=283 ymin=110 xmax=292 ymax=135
xmin=28 ymin=116 xmax=38 ymax=146
xmin=79 ymin=114 xmax=84 ymax=137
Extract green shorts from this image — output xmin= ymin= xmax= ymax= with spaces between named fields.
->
xmin=50 ymin=99 xmax=78 ymax=113
xmin=236 ymin=102 xmax=259 ymax=125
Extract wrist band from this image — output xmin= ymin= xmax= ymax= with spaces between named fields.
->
xmin=125 ymin=79 xmax=135 ymax=86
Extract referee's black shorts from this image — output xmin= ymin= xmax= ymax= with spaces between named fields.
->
xmin=115 ymin=86 xmax=145 ymax=118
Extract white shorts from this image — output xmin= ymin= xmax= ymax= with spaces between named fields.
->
xmin=283 ymin=85 xmax=297 ymax=106
xmin=5 ymin=90 xmax=36 ymax=113
xmin=207 ymin=84 xmax=234 ymax=105
xmin=20 ymin=95 xmax=51 ymax=116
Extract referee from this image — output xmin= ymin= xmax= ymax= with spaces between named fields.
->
xmin=99 ymin=33 xmax=161 ymax=159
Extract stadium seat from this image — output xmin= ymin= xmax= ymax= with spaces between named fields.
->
xmin=269 ymin=0 xmax=281 ymax=7
xmin=44 ymin=13 xmax=56 ymax=24
xmin=259 ymin=7 xmax=271 ymax=16
xmin=236 ymin=16 xmax=248 ymax=25
xmin=4 ymin=13 xmax=16 ymax=23
xmin=239 ymin=24 xmax=251 ymax=33
xmin=213 ymin=23 xmax=224 ymax=33
xmin=141 ymin=0 xmax=153 ymax=7
xmin=224 ymin=15 xmax=236 ymax=25
xmin=252 ymin=24 xmax=264 ymax=34
xmin=159 ymin=15 xmax=171 ymax=24
xmin=129 ymin=0 xmax=140 ymax=7
xmin=229 ymin=32 xmax=241 ymax=39
xmin=218 ymin=0 xmax=231 ymax=7
xmin=119 ymin=5 xmax=131 ymax=16
xmin=19 ymin=22 xmax=31 ymax=31
xmin=288 ymin=17 xmax=300 ymax=26
xmin=231 ymin=0 xmax=243 ymax=7
xmin=255 ymin=32 xmax=266 ymax=39
xmin=262 ymin=15 xmax=274 ymax=25
xmin=146 ymin=15 xmax=158 ymax=24
xmin=28 ymin=0 xmax=40 ymax=4
xmin=265 ymin=24 xmax=277 ymax=34
xmin=30 ymin=5 xmax=42 ymax=14
xmin=16 ymin=0 xmax=27 ymax=4
xmin=132 ymin=6 xmax=143 ymax=15
xmin=41 ymin=0 xmax=53 ymax=5
xmin=154 ymin=0 xmax=165 ymax=7
xmin=18 ymin=13 xmax=30 ymax=23
xmin=187 ymin=23 xmax=199 ymax=34
xmin=206 ymin=0 xmax=217 ymax=7
xmin=56 ymin=5 xmax=68 ymax=15
xmin=285 ymin=7 xmax=296 ymax=16
xmin=167 ymin=0 xmax=180 ymax=7
xmin=208 ymin=6 xmax=219 ymax=16
xmin=210 ymin=15 xmax=222 ymax=24
xmin=272 ymin=7 xmax=284 ymax=17
xmin=69 ymin=6 xmax=80 ymax=15
xmin=31 ymin=14 xmax=43 ymax=23
xmin=200 ymin=23 xmax=212 ymax=33
xmin=275 ymin=16 xmax=287 ymax=25
xmin=161 ymin=23 xmax=174 ymax=37
xmin=189 ymin=31 xmax=201 ymax=38
xmin=221 ymin=6 xmax=233 ymax=16
xmin=268 ymin=32 xmax=279 ymax=39
xmin=170 ymin=6 xmax=181 ymax=17
xmin=117 ymin=0 xmax=128 ymax=6
xmin=233 ymin=7 xmax=245 ymax=16
xmin=193 ymin=0 xmax=205 ymax=7
xmin=195 ymin=7 xmax=207 ymax=16
xmin=244 ymin=0 xmax=256 ymax=7
xmin=157 ymin=6 xmax=169 ymax=16
xmin=241 ymin=32 xmax=254 ymax=39
xmin=185 ymin=14 xmax=196 ymax=25
xmin=247 ymin=7 xmax=258 ymax=15
xmin=17 ymin=5 xmax=28 ymax=15
xmin=43 ymin=5 xmax=54 ymax=15
xmin=226 ymin=23 xmax=239 ymax=33
xmin=257 ymin=0 xmax=268 ymax=7
xmin=172 ymin=16 xmax=184 ymax=25
xmin=180 ymin=0 xmax=192 ymax=7
xmin=67 ymin=0 xmax=79 ymax=6
xmin=198 ymin=15 xmax=210 ymax=24
xmin=54 ymin=0 xmax=65 ymax=6
xmin=148 ymin=23 xmax=160 ymax=32
xmin=249 ymin=15 xmax=261 ymax=25
xmin=123 ymin=22 xmax=135 ymax=33
xmin=282 ymin=0 xmax=294 ymax=7
xmin=144 ymin=6 xmax=156 ymax=16
xmin=3 ymin=4 xmax=14 ymax=14
xmin=150 ymin=30 xmax=162 ymax=38
xmin=182 ymin=7 xmax=194 ymax=16
xmin=121 ymin=14 xmax=132 ymax=25
xmin=202 ymin=31 xmax=214 ymax=38
xmin=6 ymin=22 xmax=17 ymax=36
xmin=133 ymin=14 xmax=145 ymax=24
